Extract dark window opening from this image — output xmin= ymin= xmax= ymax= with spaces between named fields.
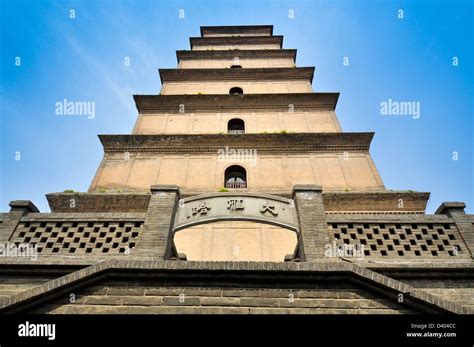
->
xmin=224 ymin=165 xmax=247 ymax=189
xmin=227 ymin=119 xmax=245 ymax=134
xmin=230 ymin=65 xmax=242 ymax=68
xmin=229 ymin=87 xmax=243 ymax=95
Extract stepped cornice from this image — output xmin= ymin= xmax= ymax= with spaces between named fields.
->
xmin=176 ymin=49 xmax=297 ymax=62
xmin=190 ymin=35 xmax=283 ymax=49
xmin=133 ymin=93 xmax=339 ymax=113
xmin=200 ymin=25 xmax=273 ymax=36
xmin=98 ymin=133 xmax=374 ymax=154
xmin=159 ymin=67 xmax=314 ymax=83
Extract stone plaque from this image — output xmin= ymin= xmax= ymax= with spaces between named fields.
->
xmin=174 ymin=193 xmax=298 ymax=231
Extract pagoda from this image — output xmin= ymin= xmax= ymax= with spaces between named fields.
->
xmin=0 ymin=25 xmax=472 ymax=314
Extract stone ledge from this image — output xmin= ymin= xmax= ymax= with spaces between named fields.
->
xmin=176 ymin=49 xmax=297 ymax=62
xmin=98 ymin=132 xmax=374 ymax=154
xmin=46 ymin=193 xmax=151 ymax=213
xmin=435 ymin=202 xmax=466 ymax=215
xmin=189 ymin=35 xmax=283 ymax=48
xmin=150 ymin=185 xmax=180 ymax=195
xmin=323 ymin=191 xmax=430 ymax=213
xmin=200 ymin=25 xmax=273 ymax=36
xmin=44 ymin=190 xmax=431 ymax=213
xmin=293 ymin=185 xmax=323 ymax=195
xmin=0 ymin=256 xmax=472 ymax=271
xmin=9 ymin=200 xmax=39 ymax=214
xmin=133 ymin=93 xmax=339 ymax=113
xmin=159 ymin=67 xmax=314 ymax=83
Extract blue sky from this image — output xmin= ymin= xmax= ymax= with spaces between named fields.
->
xmin=0 ymin=0 xmax=472 ymax=213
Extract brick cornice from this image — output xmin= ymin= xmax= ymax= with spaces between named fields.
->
xmin=323 ymin=191 xmax=430 ymax=213
xmin=159 ymin=67 xmax=314 ymax=83
xmin=98 ymin=132 xmax=374 ymax=154
xmin=200 ymin=25 xmax=273 ymax=36
xmin=190 ymin=35 xmax=283 ymax=48
xmin=133 ymin=93 xmax=339 ymax=113
xmin=45 ymin=191 xmax=429 ymax=214
xmin=176 ymin=49 xmax=297 ymax=62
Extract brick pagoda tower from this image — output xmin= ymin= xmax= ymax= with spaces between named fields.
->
xmin=0 ymin=25 xmax=472 ymax=314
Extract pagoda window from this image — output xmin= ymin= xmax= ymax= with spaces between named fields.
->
xmin=227 ymin=119 xmax=245 ymax=134
xmin=224 ymin=165 xmax=247 ymax=189
xmin=230 ymin=65 xmax=242 ymax=68
xmin=229 ymin=87 xmax=243 ymax=94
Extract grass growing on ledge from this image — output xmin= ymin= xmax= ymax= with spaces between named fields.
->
xmin=62 ymin=190 xmax=76 ymax=193
xmin=218 ymin=187 xmax=229 ymax=192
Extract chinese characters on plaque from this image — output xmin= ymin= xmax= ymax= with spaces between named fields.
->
xmin=187 ymin=202 xmax=211 ymax=218
xmin=226 ymin=199 xmax=245 ymax=212
xmin=186 ymin=198 xmax=281 ymax=219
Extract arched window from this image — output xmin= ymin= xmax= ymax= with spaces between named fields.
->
xmin=224 ymin=165 xmax=247 ymax=189
xmin=227 ymin=119 xmax=245 ymax=134
xmin=230 ymin=65 xmax=242 ymax=68
xmin=229 ymin=87 xmax=243 ymax=95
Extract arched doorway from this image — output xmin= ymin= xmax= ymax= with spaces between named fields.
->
xmin=227 ymin=118 xmax=245 ymax=134
xmin=224 ymin=165 xmax=247 ymax=189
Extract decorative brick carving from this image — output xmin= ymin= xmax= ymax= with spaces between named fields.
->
xmin=328 ymin=222 xmax=469 ymax=258
xmin=159 ymin=67 xmax=314 ymax=83
xmin=9 ymin=220 xmax=143 ymax=255
xmin=133 ymin=93 xmax=339 ymax=113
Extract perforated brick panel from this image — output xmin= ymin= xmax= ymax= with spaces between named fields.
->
xmin=10 ymin=221 xmax=144 ymax=255
xmin=328 ymin=222 xmax=468 ymax=258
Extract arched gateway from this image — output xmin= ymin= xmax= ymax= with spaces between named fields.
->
xmin=172 ymin=192 xmax=299 ymax=261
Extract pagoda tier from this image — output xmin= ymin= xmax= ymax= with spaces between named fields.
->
xmin=98 ymin=132 xmax=374 ymax=154
xmin=190 ymin=35 xmax=283 ymax=49
xmin=176 ymin=49 xmax=297 ymax=62
xmin=159 ymin=67 xmax=314 ymax=83
xmin=134 ymin=93 xmax=338 ymax=113
xmin=200 ymin=25 xmax=274 ymax=36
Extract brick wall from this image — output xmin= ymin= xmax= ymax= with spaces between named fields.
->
xmin=31 ymin=279 xmax=415 ymax=314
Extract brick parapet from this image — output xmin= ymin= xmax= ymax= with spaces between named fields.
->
xmin=292 ymin=185 xmax=330 ymax=261
xmin=133 ymin=185 xmax=180 ymax=258
xmin=0 ymin=201 xmax=39 ymax=243
xmin=436 ymin=202 xmax=474 ymax=259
